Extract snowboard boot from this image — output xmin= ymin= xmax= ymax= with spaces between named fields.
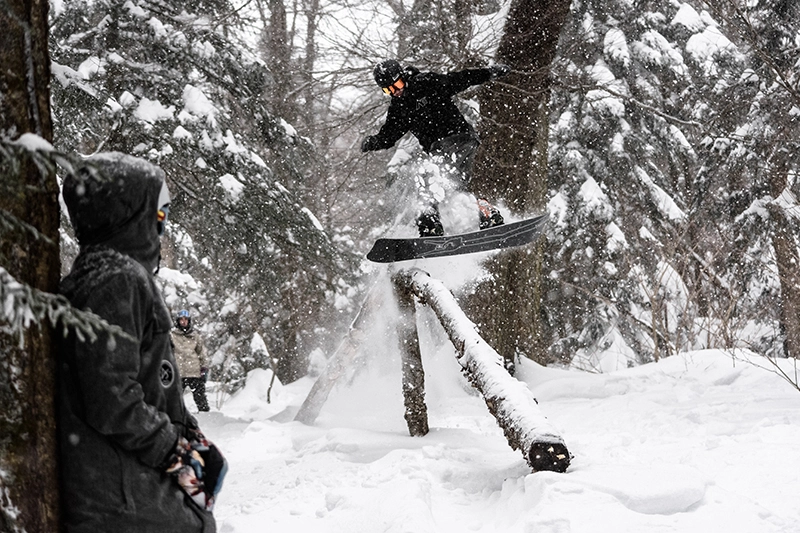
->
xmin=416 ymin=204 xmax=444 ymax=237
xmin=477 ymin=198 xmax=504 ymax=230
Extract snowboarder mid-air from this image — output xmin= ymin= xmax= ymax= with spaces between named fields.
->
xmin=361 ymin=59 xmax=510 ymax=237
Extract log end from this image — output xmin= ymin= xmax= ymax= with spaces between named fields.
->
xmin=528 ymin=441 xmax=571 ymax=473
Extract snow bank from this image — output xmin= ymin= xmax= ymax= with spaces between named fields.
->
xmin=199 ymin=349 xmax=800 ymax=532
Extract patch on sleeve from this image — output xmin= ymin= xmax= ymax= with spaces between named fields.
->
xmin=160 ymin=360 xmax=175 ymax=388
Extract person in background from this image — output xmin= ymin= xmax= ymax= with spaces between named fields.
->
xmin=59 ymin=152 xmax=225 ymax=533
xmin=172 ymin=309 xmax=210 ymax=412
xmin=361 ymin=59 xmax=510 ymax=236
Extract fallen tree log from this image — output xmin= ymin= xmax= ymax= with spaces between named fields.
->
xmin=392 ymin=268 xmax=570 ymax=472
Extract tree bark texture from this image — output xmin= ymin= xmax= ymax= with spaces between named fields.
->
xmin=303 ymin=0 xmax=320 ymax=130
xmin=470 ymin=245 xmax=547 ymax=367
xmin=472 ymin=0 xmax=568 ymax=210
xmin=257 ymin=0 xmax=297 ymax=122
xmin=393 ymin=269 xmax=570 ymax=472
xmin=393 ymin=280 xmax=429 ymax=437
xmin=771 ymin=206 xmax=800 ymax=359
xmin=466 ymin=0 xmax=570 ymax=367
xmin=452 ymin=0 xmax=475 ymax=67
xmin=767 ymin=149 xmax=800 ymax=358
xmin=393 ymin=0 xmax=431 ymax=59
xmin=0 ymin=0 xmax=60 ymax=530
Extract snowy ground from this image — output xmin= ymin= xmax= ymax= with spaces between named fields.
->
xmin=195 ymin=320 xmax=800 ymax=532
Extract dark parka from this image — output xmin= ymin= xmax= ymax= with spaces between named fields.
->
xmin=361 ymin=66 xmax=493 ymax=153
xmin=59 ymin=153 xmax=215 ymax=533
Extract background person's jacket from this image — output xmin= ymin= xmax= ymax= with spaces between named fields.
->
xmin=172 ymin=327 xmax=208 ymax=378
xmin=58 ymin=152 xmax=215 ymax=533
xmin=362 ymin=66 xmax=493 ymax=153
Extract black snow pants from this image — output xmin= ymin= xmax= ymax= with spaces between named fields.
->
xmin=182 ymin=377 xmax=210 ymax=412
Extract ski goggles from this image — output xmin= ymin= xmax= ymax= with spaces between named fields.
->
xmin=157 ymin=205 xmax=170 ymax=236
xmin=382 ymin=78 xmax=405 ymax=95
xmin=157 ymin=180 xmax=170 ymax=236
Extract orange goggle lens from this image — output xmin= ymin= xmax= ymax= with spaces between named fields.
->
xmin=157 ymin=205 xmax=169 ymax=235
xmin=382 ymin=78 xmax=405 ymax=95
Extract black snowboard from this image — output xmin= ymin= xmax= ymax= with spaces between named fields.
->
xmin=367 ymin=214 xmax=548 ymax=263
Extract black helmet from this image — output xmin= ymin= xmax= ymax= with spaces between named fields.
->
xmin=373 ymin=60 xmax=403 ymax=88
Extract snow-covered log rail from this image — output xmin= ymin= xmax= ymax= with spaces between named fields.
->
xmin=392 ymin=268 xmax=571 ymax=473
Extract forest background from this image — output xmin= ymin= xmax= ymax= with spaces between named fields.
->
xmin=2 ymin=0 xmax=800 ymax=530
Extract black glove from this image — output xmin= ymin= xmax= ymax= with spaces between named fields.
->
xmin=361 ymin=135 xmax=379 ymax=152
xmin=200 ymin=367 xmax=208 ymax=382
xmin=488 ymin=63 xmax=511 ymax=79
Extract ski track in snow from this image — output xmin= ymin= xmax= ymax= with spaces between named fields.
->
xmin=199 ymin=347 xmax=800 ymax=533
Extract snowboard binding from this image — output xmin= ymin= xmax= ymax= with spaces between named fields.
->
xmin=416 ymin=204 xmax=445 ymax=237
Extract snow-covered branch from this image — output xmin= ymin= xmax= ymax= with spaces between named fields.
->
xmin=0 ymin=267 xmax=133 ymax=348
xmin=699 ymin=0 xmax=800 ymax=107
xmin=555 ymin=78 xmax=704 ymax=129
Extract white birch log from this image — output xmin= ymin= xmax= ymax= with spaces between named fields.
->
xmin=392 ymin=268 xmax=570 ymax=472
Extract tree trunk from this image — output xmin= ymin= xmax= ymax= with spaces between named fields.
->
xmin=394 ymin=0 xmax=432 ymax=59
xmin=393 ymin=269 xmax=570 ymax=472
xmin=0 ymin=0 xmax=60 ymax=530
xmin=257 ymin=0 xmax=297 ymax=122
xmin=452 ymin=0 xmax=474 ymax=67
xmin=467 ymin=0 xmax=570 ymax=368
xmin=393 ymin=279 xmax=429 ymax=437
xmin=767 ymin=149 xmax=800 ymax=358
xmin=303 ymin=0 xmax=320 ymax=130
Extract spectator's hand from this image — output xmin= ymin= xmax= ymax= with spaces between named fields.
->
xmin=200 ymin=367 xmax=208 ymax=382
xmin=166 ymin=431 xmax=228 ymax=510
xmin=165 ymin=437 xmax=207 ymax=508
xmin=188 ymin=429 xmax=228 ymax=509
xmin=488 ymin=63 xmax=511 ymax=79
xmin=361 ymin=136 xmax=379 ymax=152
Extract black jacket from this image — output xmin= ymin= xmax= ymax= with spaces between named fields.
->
xmin=363 ymin=66 xmax=493 ymax=153
xmin=59 ymin=153 xmax=214 ymax=533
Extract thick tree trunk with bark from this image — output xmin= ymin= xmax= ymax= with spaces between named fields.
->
xmin=452 ymin=0 xmax=474 ymax=67
xmin=393 ymin=280 xmax=429 ymax=437
xmin=257 ymin=0 xmax=297 ymax=122
xmin=472 ymin=0 xmax=568 ymax=209
xmin=770 ymin=221 xmax=800 ymax=358
xmin=467 ymin=0 xmax=570 ymax=368
xmin=0 ymin=0 xmax=60 ymax=530
xmin=393 ymin=269 xmax=570 ymax=472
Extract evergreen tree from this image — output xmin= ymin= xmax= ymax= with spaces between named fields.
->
xmin=50 ymin=0 xmax=358 ymax=384
xmin=697 ymin=0 xmax=800 ymax=357
xmin=545 ymin=0 xmax=800 ymax=369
